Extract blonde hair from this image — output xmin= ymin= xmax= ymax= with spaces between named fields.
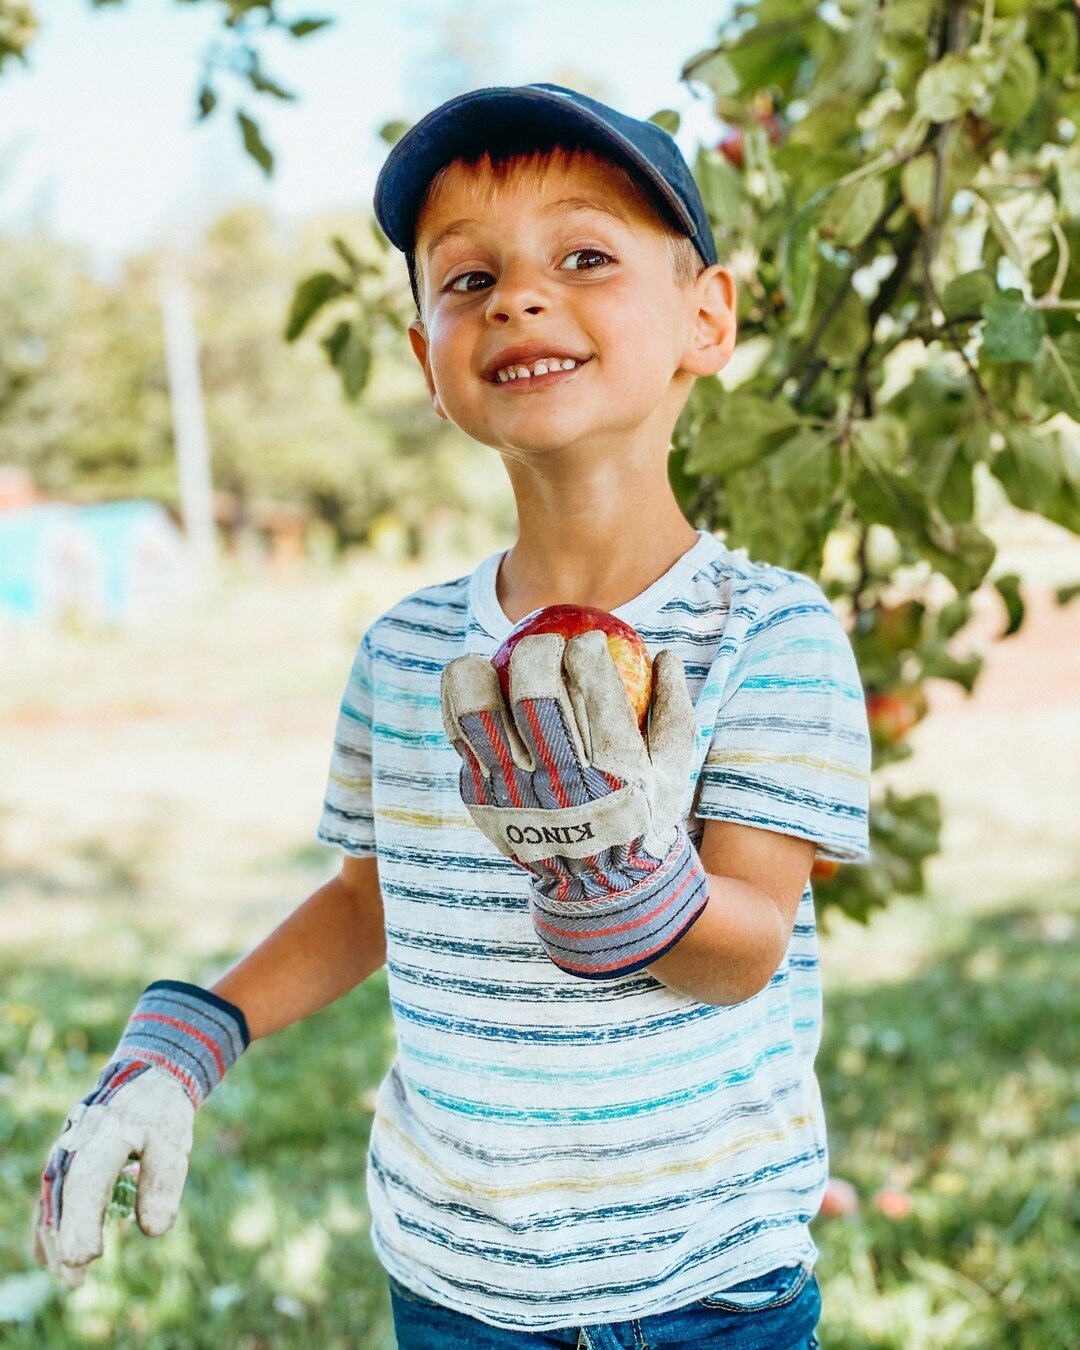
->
xmin=409 ymin=141 xmax=705 ymax=317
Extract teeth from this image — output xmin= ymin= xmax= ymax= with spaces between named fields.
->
xmin=495 ymin=356 xmax=583 ymax=382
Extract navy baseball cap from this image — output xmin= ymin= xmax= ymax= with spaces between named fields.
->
xmin=373 ymin=82 xmax=718 ymax=312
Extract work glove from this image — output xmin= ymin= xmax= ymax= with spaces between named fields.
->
xmin=441 ymin=630 xmax=709 ymax=980
xmin=31 ymin=980 xmax=248 ymax=1289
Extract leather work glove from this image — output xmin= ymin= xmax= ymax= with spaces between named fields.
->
xmin=31 ymin=980 xmax=248 ymax=1289
xmin=441 ymin=629 xmax=710 ymax=980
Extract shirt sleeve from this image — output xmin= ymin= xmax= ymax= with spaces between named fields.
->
xmin=693 ymin=577 xmax=872 ymax=863
xmin=315 ymin=627 xmax=377 ymax=857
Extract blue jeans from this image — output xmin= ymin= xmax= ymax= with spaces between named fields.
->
xmin=389 ymin=1261 xmax=822 ymax=1348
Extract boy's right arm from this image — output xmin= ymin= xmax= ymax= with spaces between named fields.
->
xmin=31 ymin=855 xmax=385 ymax=1287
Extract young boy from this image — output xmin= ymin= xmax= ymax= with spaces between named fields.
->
xmin=33 ymin=84 xmax=870 ymax=1348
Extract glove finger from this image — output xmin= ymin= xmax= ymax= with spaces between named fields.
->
xmin=135 ymin=1118 xmax=193 ymax=1237
xmin=508 ymin=634 xmax=603 ymax=809
xmin=441 ymin=655 xmax=533 ymax=805
xmin=563 ymin=631 xmax=649 ymax=784
xmin=647 ymin=649 xmax=696 ymax=813
xmin=57 ymin=1131 xmax=134 ymax=1270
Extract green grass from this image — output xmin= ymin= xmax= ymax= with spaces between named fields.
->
xmin=2 ymin=880 xmax=1076 ymax=1348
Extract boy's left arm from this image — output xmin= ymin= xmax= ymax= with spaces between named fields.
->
xmin=646 ymin=819 xmax=816 ymax=1006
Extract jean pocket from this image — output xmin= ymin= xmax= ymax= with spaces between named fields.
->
xmin=696 ymin=1261 xmax=812 ymax=1311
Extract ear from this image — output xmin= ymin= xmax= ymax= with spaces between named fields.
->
xmin=680 ymin=264 xmax=738 ymax=379
xmin=407 ymin=318 xmax=448 ymax=420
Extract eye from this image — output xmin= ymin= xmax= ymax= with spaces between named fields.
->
xmin=560 ymin=247 xmax=613 ymax=271
xmin=443 ymin=248 xmax=615 ymax=294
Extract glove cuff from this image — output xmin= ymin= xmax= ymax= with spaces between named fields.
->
xmin=107 ymin=980 xmax=249 ymax=1110
xmin=527 ymin=829 xmax=710 ymax=981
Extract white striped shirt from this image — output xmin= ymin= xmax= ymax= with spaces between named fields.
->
xmin=316 ymin=529 xmax=871 ymax=1331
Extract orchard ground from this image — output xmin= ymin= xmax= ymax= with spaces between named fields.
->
xmin=1 ymin=509 xmax=1077 ymax=1348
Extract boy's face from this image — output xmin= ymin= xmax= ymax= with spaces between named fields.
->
xmin=407 ymin=152 xmax=734 ymax=460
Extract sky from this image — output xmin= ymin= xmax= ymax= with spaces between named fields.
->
xmin=0 ymin=0 xmax=731 ymax=283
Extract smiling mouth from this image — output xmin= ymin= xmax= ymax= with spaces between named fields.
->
xmin=487 ymin=357 xmax=592 ymax=390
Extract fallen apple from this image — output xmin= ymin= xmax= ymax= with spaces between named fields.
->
xmin=492 ymin=605 xmax=653 ymax=732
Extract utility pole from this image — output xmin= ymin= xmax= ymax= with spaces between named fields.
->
xmin=159 ymin=258 xmax=217 ymax=585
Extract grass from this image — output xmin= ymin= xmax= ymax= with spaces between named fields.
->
xmin=3 ymin=878 xmax=1076 ymax=1348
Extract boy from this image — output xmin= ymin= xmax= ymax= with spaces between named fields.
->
xmin=33 ymin=85 xmax=870 ymax=1348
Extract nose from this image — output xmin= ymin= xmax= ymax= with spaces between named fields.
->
xmin=483 ymin=260 xmax=548 ymax=323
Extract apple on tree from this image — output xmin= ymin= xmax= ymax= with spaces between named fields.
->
xmin=491 ymin=605 xmax=653 ymax=733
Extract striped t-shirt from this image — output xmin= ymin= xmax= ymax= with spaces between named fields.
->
xmin=315 ymin=528 xmax=871 ymax=1332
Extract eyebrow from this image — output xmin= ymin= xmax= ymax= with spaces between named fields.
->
xmin=421 ymin=196 xmax=630 ymax=263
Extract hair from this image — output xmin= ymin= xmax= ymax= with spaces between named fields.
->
xmin=406 ymin=139 xmax=706 ymax=321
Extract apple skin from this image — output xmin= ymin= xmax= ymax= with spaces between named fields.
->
xmin=866 ymin=686 xmax=928 ymax=746
xmin=811 ymin=857 xmax=840 ymax=882
xmin=492 ymin=605 xmax=653 ymax=732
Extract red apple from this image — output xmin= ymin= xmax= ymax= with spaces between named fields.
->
xmin=866 ymin=686 xmax=928 ymax=746
xmin=492 ymin=605 xmax=653 ymax=732
xmin=718 ymin=128 xmax=744 ymax=169
xmin=811 ymin=857 xmax=840 ymax=882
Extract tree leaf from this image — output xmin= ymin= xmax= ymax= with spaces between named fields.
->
xmin=284 ymin=271 xmax=349 ymax=341
xmin=991 ymin=426 xmax=1063 ymax=513
xmin=993 ymin=573 xmax=1025 ymax=637
xmin=821 ymin=175 xmax=887 ymax=248
xmin=853 ymin=416 xmax=908 ymax=470
xmin=941 ymin=269 xmax=994 ymax=320
xmin=196 ymin=85 xmax=217 ymax=120
xmin=915 ymin=51 xmax=991 ymax=123
xmin=288 ymin=18 xmax=332 ymax=37
xmin=236 ymin=110 xmax=273 ymax=175
xmin=980 ymin=290 xmax=1046 ymax=362
xmin=767 ymin=429 xmax=840 ymax=509
xmin=779 ymin=209 xmax=818 ymax=331
xmin=1034 ymin=333 xmax=1080 ymax=420
xmin=649 ymin=109 xmax=680 ymax=135
xmin=684 ymin=392 xmax=803 ymax=475
xmin=988 ymin=43 xmax=1039 ymax=130
xmin=900 ymin=154 xmax=935 ymax=229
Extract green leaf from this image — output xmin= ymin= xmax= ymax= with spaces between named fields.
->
xmin=989 ymin=43 xmax=1039 ymax=130
xmin=288 ymin=18 xmax=332 ymax=37
xmin=284 ymin=271 xmax=349 ymax=342
xmin=920 ymin=517 xmax=997 ymax=593
xmin=236 ymin=110 xmax=273 ymax=175
xmin=991 ymin=426 xmax=1062 ymax=513
xmin=338 ymin=321 xmax=372 ymax=399
xmin=249 ymin=65 xmax=297 ymax=101
xmin=695 ymin=148 xmax=744 ymax=231
xmin=682 ymin=47 xmax=739 ymax=97
xmin=779 ymin=210 xmax=817 ymax=331
xmin=196 ymin=85 xmax=217 ymax=120
xmin=820 ymin=175 xmax=886 ymax=249
xmin=850 ymin=465 xmax=927 ymax=534
xmin=1034 ymin=333 xmax=1080 ymax=420
xmin=684 ymin=391 xmax=803 ymax=475
xmin=900 ymin=154 xmax=935 ymax=229
xmin=767 ymin=430 xmax=840 ymax=510
xmin=993 ymin=574 xmax=1025 ymax=637
xmin=853 ymin=416 xmax=908 ymax=471
xmin=819 ymin=287 xmax=870 ymax=364
xmin=915 ymin=51 xmax=991 ymax=123
xmin=980 ymin=291 xmax=1046 ymax=362
xmin=941 ymin=270 xmax=994 ymax=320
xmin=1057 ymin=143 xmax=1080 ymax=220
xmin=649 ymin=109 xmax=680 ymax=135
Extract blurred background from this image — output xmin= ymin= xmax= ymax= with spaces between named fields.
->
xmin=1 ymin=1 xmax=1078 ymax=1347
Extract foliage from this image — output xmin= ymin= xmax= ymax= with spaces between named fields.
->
xmin=662 ymin=0 xmax=1080 ymax=921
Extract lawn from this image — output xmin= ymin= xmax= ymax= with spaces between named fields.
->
xmin=1 ymin=540 xmax=1077 ymax=1347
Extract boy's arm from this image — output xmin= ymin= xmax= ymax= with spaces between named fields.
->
xmin=210 ymin=855 xmax=386 ymax=1041
xmin=646 ymin=820 xmax=815 ymax=1007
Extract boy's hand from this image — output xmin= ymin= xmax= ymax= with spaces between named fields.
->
xmin=441 ymin=631 xmax=709 ymax=980
xmin=31 ymin=981 xmax=247 ymax=1288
